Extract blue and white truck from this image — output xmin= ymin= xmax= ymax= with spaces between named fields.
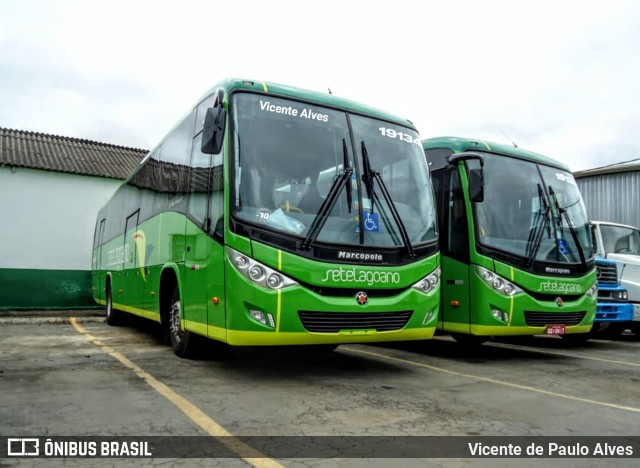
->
xmin=593 ymin=256 xmax=634 ymax=336
xmin=591 ymin=221 xmax=640 ymax=336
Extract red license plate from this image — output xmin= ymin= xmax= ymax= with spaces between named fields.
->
xmin=546 ymin=324 xmax=566 ymax=335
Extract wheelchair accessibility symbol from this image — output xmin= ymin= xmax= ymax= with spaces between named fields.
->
xmin=364 ymin=212 xmax=380 ymax=232
xmin=557 ymin=238 xmax=568 ymax=255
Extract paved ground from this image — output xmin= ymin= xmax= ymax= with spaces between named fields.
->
xmin=0 ymin=313 xmax=638 ymax=467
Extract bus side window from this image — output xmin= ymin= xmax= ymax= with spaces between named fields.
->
xmin=447 ymin=167 xmax=469 ymax=261
xmin=155 ymin=109 xmax=196 ymax=214
xmin=94 ymin=218 xmax=106 ymax=249
xmin=426 ymin=148 xmax=453 ymax=244
xmin=188 ymin=131 xmax=224 ymax=239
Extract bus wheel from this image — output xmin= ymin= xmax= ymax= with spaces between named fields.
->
xmin=168 ymin=285 xmax=197 ymax=358
xmin=105 ymin=281 xmax=122 ymax=326
xmin=451 ymin=333 xmax=489 ymax=347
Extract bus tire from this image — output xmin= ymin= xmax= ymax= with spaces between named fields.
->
xmin=105 ymin=280 xmax=122 ymax=326
xmin=168 ymin=285 xmax=197 ymax=358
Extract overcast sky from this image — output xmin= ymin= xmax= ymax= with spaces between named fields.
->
xmin=1 ymin=0 xmax=639 ymax=171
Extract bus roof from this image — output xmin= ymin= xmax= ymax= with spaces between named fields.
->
xmin=199 ymin=78 xmax=417 ymax=129
xmin=108 ymin=79 xmax=421 ymax=212
xmin=423 ymin=136 xmax=570 ymax=172
xmin=136 ymin=78 xmax=419 ymax=171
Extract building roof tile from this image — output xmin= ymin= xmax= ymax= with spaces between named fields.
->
xmin=0 ymin=127 xmax=147 ymax=179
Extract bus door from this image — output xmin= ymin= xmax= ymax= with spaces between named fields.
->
xmin=183 ymin=127 xmax=226 ymax=341
xmin=93 ymin=218 xmax=106 ymax=303
xmin=124 ymin=210 xmax=144 ymax=310
xmin=440 ymin=166 xmax=472 ymax=333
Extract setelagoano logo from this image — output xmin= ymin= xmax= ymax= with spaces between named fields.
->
xmin=321 ymin=266 xmax=400 ymax=285
xmin=539 ymin=281 xmax=582 ymax=293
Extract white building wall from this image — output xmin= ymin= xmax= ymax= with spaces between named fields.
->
xmin=0 ymin=166 xmax=120 ymax=270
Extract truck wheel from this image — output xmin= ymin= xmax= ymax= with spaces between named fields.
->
xmin=599 ymin=323 xmax=625 ymax=339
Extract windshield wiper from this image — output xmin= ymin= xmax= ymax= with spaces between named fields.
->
xmin=300 ymin=141 xmax=352 ymax=251
xmin=525 ymin=184 xmax=551 ymax=267
xmin=548 ymin=186 xmax=587 ymax=267
xmin=361 ymin=141 xmax=414 ymax=258
xmin=361 ymin=140 xmax=375 ymax=212
xmin=344 ymin=138 xmax=352 ymax=214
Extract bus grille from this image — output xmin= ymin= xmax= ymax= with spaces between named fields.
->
xmin=524 ymin=311 xmax=586 ymax=326
xmin=298 ymin=311 xmax=413 ymax=333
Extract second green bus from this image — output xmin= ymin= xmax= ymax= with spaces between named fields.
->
xmin=424 ymin=136 xmax=596 ymax=344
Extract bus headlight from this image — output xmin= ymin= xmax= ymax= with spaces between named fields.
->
xmin=476 ymin=266 xmax=522 ymax=297
xmin=491 ymin=308 xmax=509 ymax=323
xmin=235 ymin=254 xmax=250 ymax=269
xmin=586 ymin=283 xmax=597 ymax=298
xmin=249 ymin=309 xmax=276 ymax=328
xmin=412 ymin=267 xmax=441 ymax=294
xmin=227 ymin=247 xmax=298 ymax=290
xmin=249 ymin=265 xmax=265 ymax=281
xmin=423 ymin=309 xmax=436 ymax=324
xmin=267 ymin=273 xmax=282 ymax=289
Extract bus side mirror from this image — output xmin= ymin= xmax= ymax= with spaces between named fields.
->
xmin=468 ymin=168 xmax=484 ymax=202
xmin=201 ymin=107 xmax=226 ymax=154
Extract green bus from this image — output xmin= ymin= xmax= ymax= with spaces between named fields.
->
xmin=423 ymin=136 xmax=596 ymax=344
xmin=91 ymin=79 xmax=440 ymax=357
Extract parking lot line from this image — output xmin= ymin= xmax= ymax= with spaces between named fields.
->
xmin=487 ymin=341 xmax=640 ymax=368
xmin=343 ymin=346 xmax=640 ymax=414
xmin=69 ymin=318 xmax=284 ymax=467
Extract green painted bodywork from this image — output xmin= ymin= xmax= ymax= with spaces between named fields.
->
xmin=424 ymin=136 xmax=596 ymax=337
xmin=93 ymin=212 xmax=440 ymax=345
xmin=439 ymin=256 xmax=595 ymax=335
xmin=92 ymin=79 xmax=440 ymax=346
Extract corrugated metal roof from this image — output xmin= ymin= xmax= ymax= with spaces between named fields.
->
xmin=0 ymin=127 xmax=147 ymax=179
xmin=574 ymin=158 xmax=640 ymax=178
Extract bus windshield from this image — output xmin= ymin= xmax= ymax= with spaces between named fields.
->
xmin=471 ymin=153 xmax=593 ymax=264
xmin=231 ymin=92 xmax=437 ymax=250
